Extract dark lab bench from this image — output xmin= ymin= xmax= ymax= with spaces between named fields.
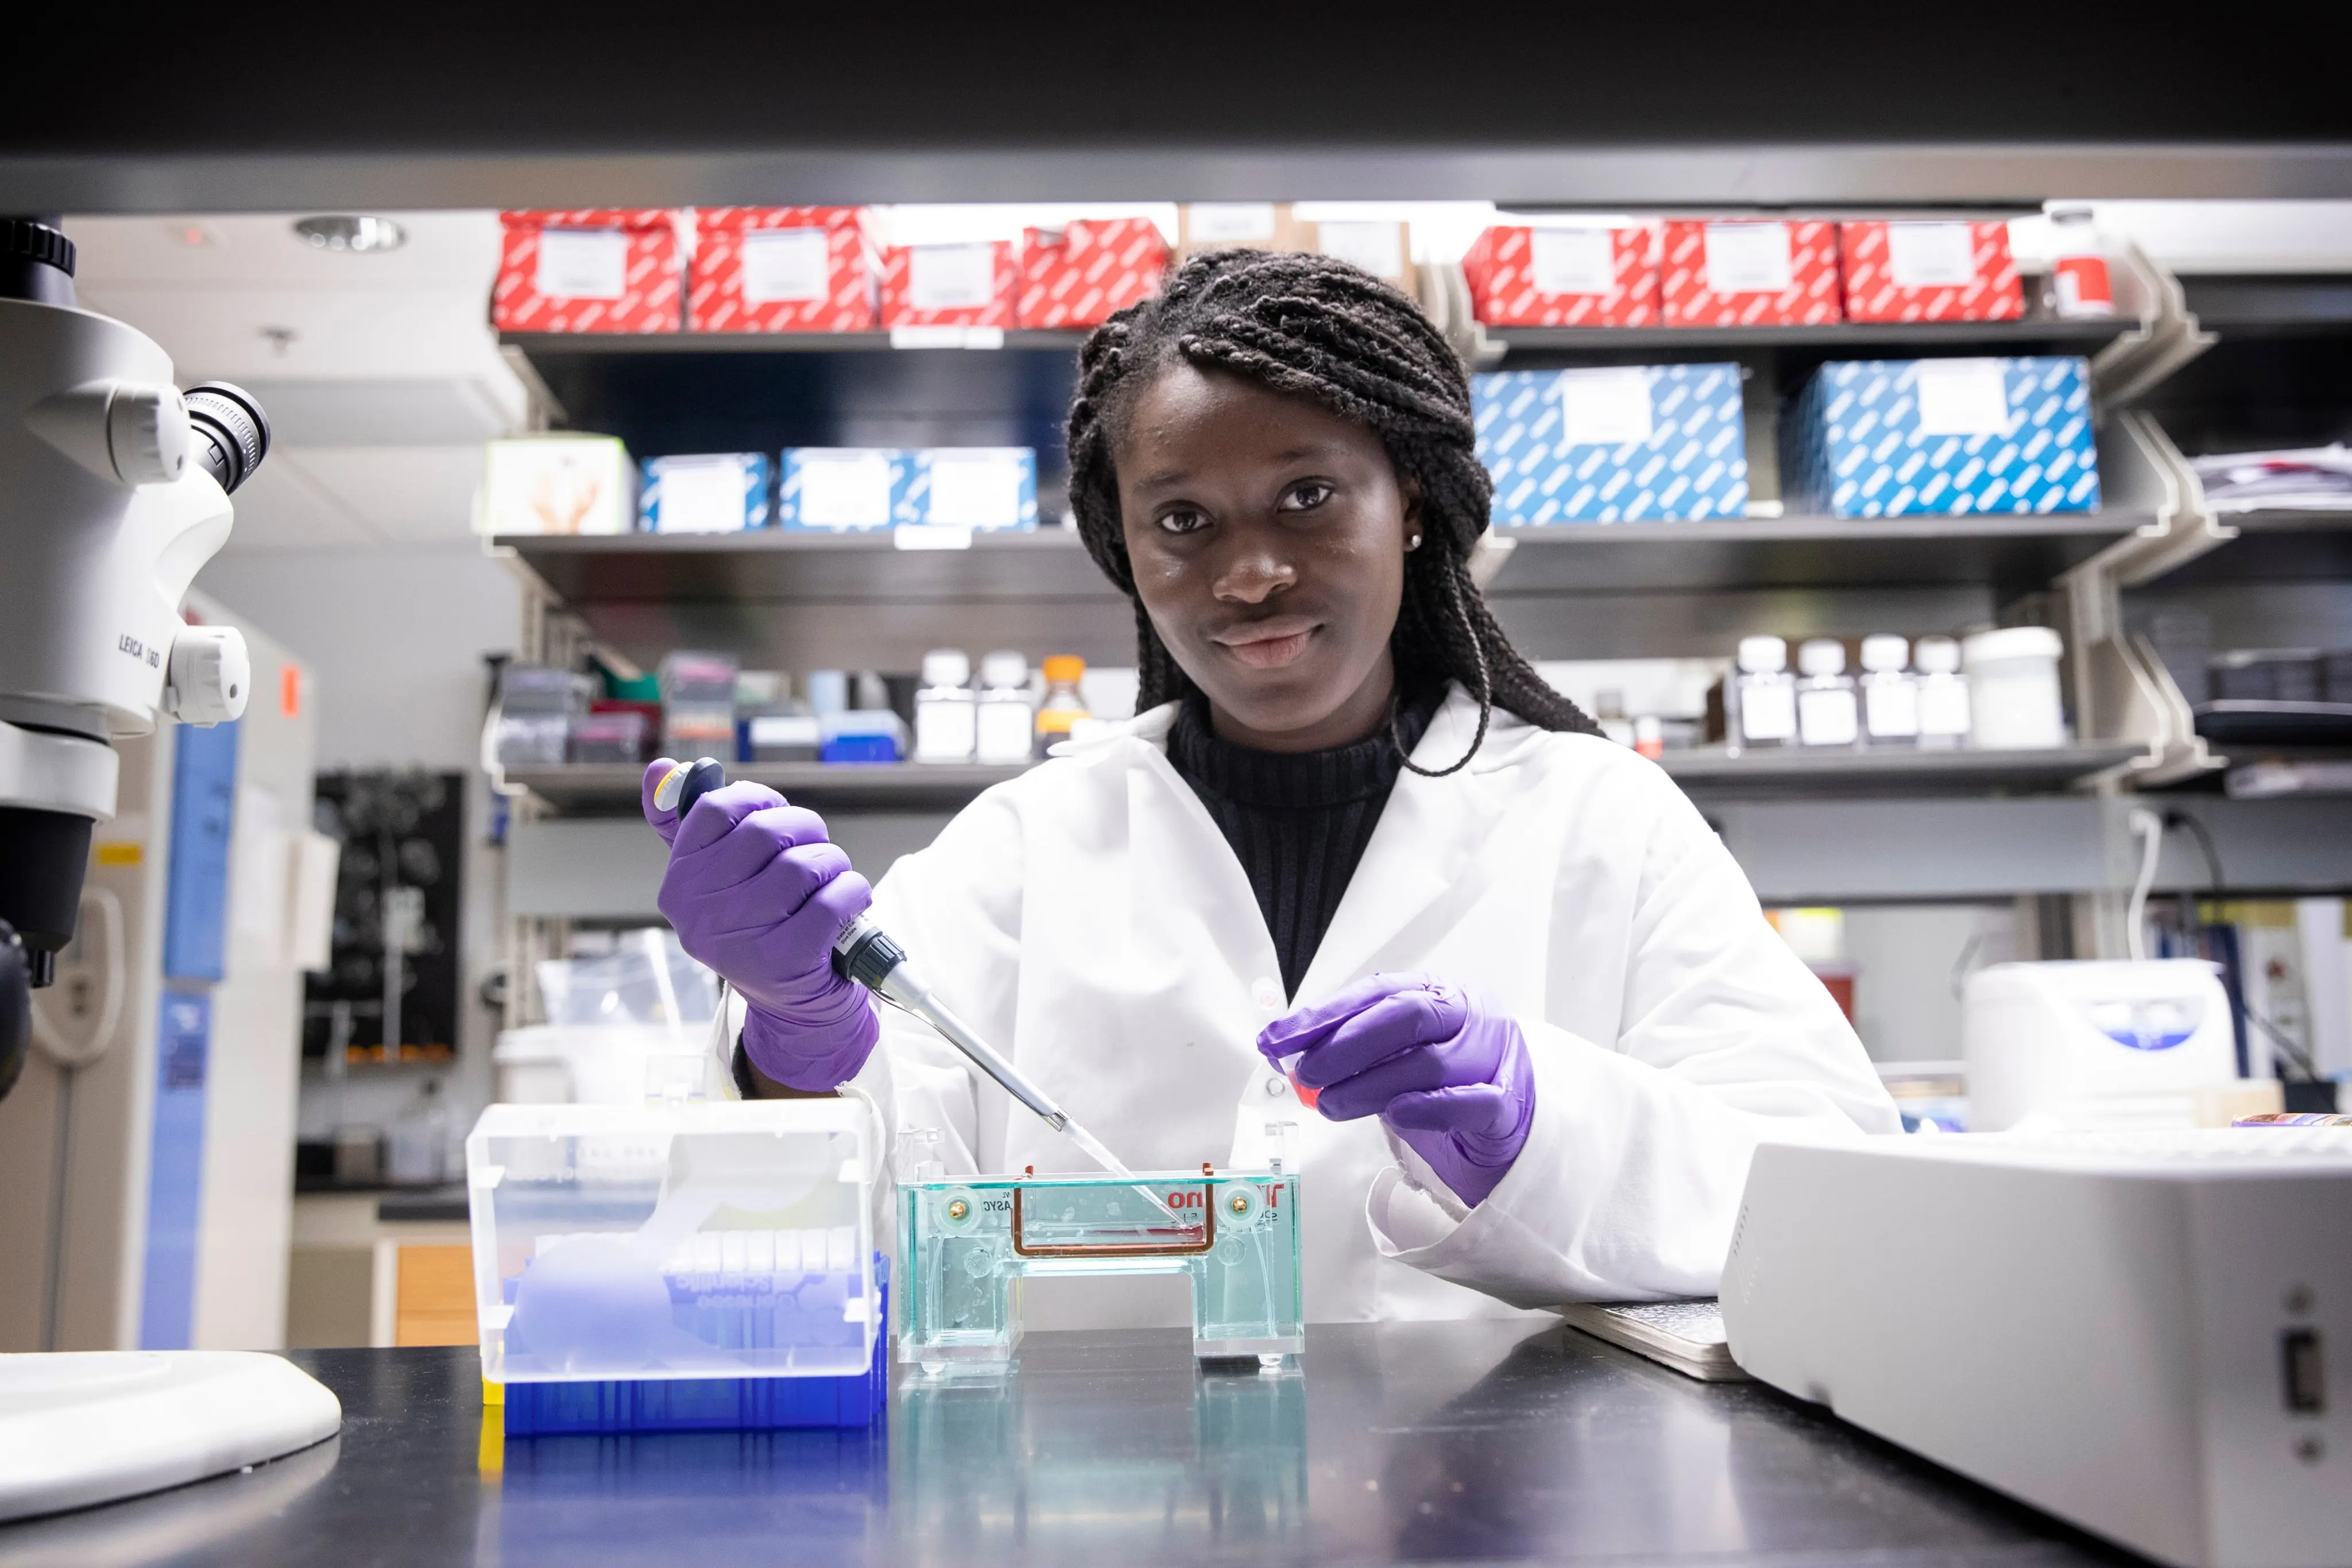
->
xmin=0 ymin=1320 xmax=2134 ymax=1566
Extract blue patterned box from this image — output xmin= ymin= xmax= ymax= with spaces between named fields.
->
xmin=776 ymin=448 xmax=906 ymax=531
xmin=1473 ymin=364 xmax=1748 ymax=524
xmin=895 ymin=447 xmax=1038 ymax=531
xmin=1782 ymin=357 xmax=2100 ymax=518
xmin=638 ymin=453 xmax=770 ymax=533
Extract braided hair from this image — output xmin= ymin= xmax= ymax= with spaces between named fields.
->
xmin=1065 ymin=247 xmax=1599 ymax=776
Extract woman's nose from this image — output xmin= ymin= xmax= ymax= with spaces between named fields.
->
xmin=1211 ymin=540 xmax=1298 ymax=603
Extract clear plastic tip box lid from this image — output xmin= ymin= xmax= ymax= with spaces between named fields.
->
xmin=466 ymin=1099 xmax=877 ymax=1385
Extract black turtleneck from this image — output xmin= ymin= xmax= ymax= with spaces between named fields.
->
xmin=1165 ymin=685 xmax=1446 ymax=1000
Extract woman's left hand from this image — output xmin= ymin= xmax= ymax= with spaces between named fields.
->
xmin=1258 ymin=974 xmax=1534 ymax=1208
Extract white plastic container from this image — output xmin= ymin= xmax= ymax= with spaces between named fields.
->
xmin=466 ymin=1098 xmax=879 ymax=1386
xmin=912 ymin=648 xmax=976 ymax=763
xmin=1960 ymin=626 xmax=2066 ymax=749
xmin=1858 ymin=633 xmax=1920 ymax=746
xmin=1796 ymin=638 xmax=1860 ymax=748
xmin=1730 ymin=634 xmax=1796 ymax=750
xmin=974 ymin=650 xmax=1035 ymax=765
xmin=1913 ymin=634 xmax=1972 ymax=748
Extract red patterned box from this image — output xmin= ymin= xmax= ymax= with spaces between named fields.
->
xmin=1460 ymin=224 xmax=1659 ymax=327
xmin=880 ymin=241 xmax=1019 ymax=330
xmin=1659 ymin=219 xmax=1842 ymax=328
xmin=1838 ymin=220 xmax=2022 ymax=324
xmin=688 ymin=207 xmax=876 ymax=333
xmin=1017 ymin=219 xmax=1170 ymax=328
xmin=494 ymin=210 xmax=683 ymax=334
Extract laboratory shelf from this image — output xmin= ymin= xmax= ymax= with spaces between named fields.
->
xmin=2142 ymin=509 xmax=2352 ymax=586
xmin=1659 ymin=743 xmax=2144 ymax=797
xmin=1487 ymin=513 xmax=2148 ymax=595
xmin=502 ymin=760 xmax=1033 ymax=814
xmin=1488 ymin=316 xmax=2137 ymax=357
xmin=501 ymin=329 xmax=1090 ymax=357
xmin=499 ymin=513 xmax=2154 ymax=608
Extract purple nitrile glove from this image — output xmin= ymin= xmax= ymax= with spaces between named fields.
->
xmin=641 ymin=758 xmax=878 ymax=1091
xmin=1258 ymin=973 xmax=1534 ymax=1209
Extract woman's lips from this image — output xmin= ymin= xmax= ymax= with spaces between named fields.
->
xmin=1211 ymin=617 xmax=1319 ymax=671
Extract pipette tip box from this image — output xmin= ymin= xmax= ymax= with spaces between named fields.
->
xmin=502 ymin=1264 xmax=888 ymax=1435
xmin=467 ymin=1099 xmax=885 ymax=1435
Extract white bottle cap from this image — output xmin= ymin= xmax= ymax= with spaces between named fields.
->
xmin=1798 ymin=638 xmax=1846 ymax=676
xmin=1914 ymin=635 xmax=1960 ymax=674
xmin=1960 ymin=626 xmax=2064 ymax=668
xmin=978 ymin=649 xmax=1028 ymax=690
xmin=1860 ymin=634 xmax=1910 ymax=673
xmin=921 ymin=649 xmax=971 ymax=687
xmin=1736 ymin=634 xmax=1788 ymax=673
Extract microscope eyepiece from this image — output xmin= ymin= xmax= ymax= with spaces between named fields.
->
xmin=183 ymin=382 xmax=271 ymax=494
xmin=0 ymin=216 xmax=74 ymax=307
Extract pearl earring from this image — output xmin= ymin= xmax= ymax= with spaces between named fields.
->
xmin=1407 ymin=533 xmax=1423 ymax=551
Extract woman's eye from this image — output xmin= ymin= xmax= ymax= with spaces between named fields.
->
xmin=1157 ymin=508 xmax=1208 ymax=535
xmin=1280 ymin=482 xmax=1334 ymax=512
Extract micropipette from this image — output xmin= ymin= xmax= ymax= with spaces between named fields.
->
xmin=655 ymin=758 xmax=1142 ymax=1183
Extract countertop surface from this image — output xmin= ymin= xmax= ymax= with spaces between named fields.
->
xmin=0 ymin=1321 xmax=2131 ymax=1567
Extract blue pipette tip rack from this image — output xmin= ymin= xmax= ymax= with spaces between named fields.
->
xmin=503 ymin=1260 xmax=889 ymax=1437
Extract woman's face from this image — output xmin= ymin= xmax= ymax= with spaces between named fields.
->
xmin=1113 ymin=362 xmax=1420 ymax=752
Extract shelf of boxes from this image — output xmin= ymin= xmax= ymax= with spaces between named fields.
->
xmin=502 ymin=761 xmax=1032 ymax=814
xmin=498 ymin=744 xmax=2151 ymax=818
xmin=496 ymin=513 xmax=2158 ymax=610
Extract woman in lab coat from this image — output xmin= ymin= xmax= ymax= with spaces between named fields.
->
xmin=644 ymin=249 xmax=1898 ymax=1321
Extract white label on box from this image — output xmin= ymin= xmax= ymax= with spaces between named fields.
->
xmin=908 ymin=244 xmax=999 ymax=310
xmin=925 ymin=451 xmax=1026 ymax=528
xmin=1529 ymin=228 xmax=1618 ymax=296
xmin=740 ymin=229 xmax=832 ymax=304
xmin=1316 ymin=220 xmax=1405 ymax=280
xmin=1913 ymin=359 xmax=2012 ymax=437
xmin=535 ymin=229 xmax=630 ymax=300
xmin=1189 ymin=203 xmax=1279 ymax=242
xmin=1558 ymin=368 xmax=1655 ymax=447
xmin=1885 ymin=222 xmax=1978 ymax=288
xmin=795 ymin=451 xmax=895 ymax=528
xmin=653 ymin=458 xmax=748 ymax=533
xmin=1701 ymin=222 xmax=1793 ymax=295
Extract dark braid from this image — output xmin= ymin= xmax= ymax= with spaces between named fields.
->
xmin=1066 ymin=247 xmax=1599 ymax=775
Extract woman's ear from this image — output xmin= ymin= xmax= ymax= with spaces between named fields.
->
xmin=1401 ymin=478 xmax=1426 ymax=553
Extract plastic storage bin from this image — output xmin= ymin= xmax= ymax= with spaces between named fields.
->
xmin=467 ymin=1099 xmax=882 ymax=1431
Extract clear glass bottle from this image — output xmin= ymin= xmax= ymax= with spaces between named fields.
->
xmin=912 ymin=649 xmax=977 ymax=764
xmin=1595 ymin=688 xmax=1635 ymax=748
xmin=1859 ymin=633 xmax=1920 ymax=748
xmin=1914 ymin=634 xmax=1973 ymax=749
xmin=1034 ymin=655 xmax=1091 ymax=758
xmin=974 ymin=650 xmax=1035 ymax=765
xmin=1796 ymin=638 xmax=1860 ymax=748
xmin=1730 ymin=634 xmax=1796 ymax=752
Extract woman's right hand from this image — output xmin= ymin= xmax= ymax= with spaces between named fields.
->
xmin=641 ymin=759 xmax=879 ymax=1090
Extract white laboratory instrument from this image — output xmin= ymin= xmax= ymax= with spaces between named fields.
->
xmin=1963 ymin=959 xmax=2243 ymax=1131
xmin=1722 ymin=1129 xmax=2349 ymax=1568
xmin=0 ymin=1351 xmax=342 ymax=1523
xmin=0 ymin=218 xmax=339 ymax=1516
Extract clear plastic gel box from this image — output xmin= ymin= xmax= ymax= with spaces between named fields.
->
xmin=466 ymin=1099 xmax=878 ymax=1387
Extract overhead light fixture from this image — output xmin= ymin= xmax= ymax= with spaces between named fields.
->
xmin=292 ymin=215 xmax=407 ymax=254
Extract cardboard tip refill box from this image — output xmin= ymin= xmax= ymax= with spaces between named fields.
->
xmin=1474 ymin=364 xmax=1748 ymax=524
xmin=478 ymin=435 xmax=638 ymax=535
xmin=1840 ymin=220 xmax=2024 ymax=324
xmin=1660 ymin=219 xmax=1842 ymax=328
xmin=494 ymin=211 xmax=684 ymax=334
xmin=1783 ymin=357 xmax=2101 ymax=518
xmin=688 ymin=208 xmax=877 ymax=334
xmin=1462 ymin=222 xmax=1661 ymax=328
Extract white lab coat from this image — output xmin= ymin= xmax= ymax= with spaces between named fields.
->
xmin=840 ymin=682 xmax=1899 ymax=1322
